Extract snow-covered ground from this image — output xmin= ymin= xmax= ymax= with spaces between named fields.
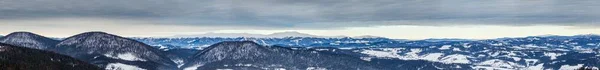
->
xmin=105 ymin=63 xmax=147 ymax=70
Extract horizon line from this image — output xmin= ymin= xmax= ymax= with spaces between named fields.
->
xmin=1 ymin=31 xmax=599 ymax=40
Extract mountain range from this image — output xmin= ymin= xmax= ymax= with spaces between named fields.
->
xmin=1 ymin=32 xmax=417 ymax=70
xmin=170 ymin=31 xmax=384 ymax=38
xmin=0 ymin=32 xmax=599 ymax=70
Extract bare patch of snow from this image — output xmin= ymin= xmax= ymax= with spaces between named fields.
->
xmin=105 ymin=63 xmax=146 ymax=70
xmin=543 ymin=52 xmax=565 ymax=60
xmin=307 ymin=67 xmax=327 ymax=70
xmin=104 ymin=53 xmax=147 ymax=61
xmin=360 ymin=50 xmax=399 ymax=58
xmin=439 ymin=45 xmax=451 ymax=50
xmin=183 ymin=64 xmax=203 ymax=70
xmin=421 ymin=53 xmax=444 ymax=61
xmin=559 ymin=64 xmax=584 ymax=70
xmin=440 ymin=54 xmax=470 ymax=64
xmin=473 ymin=59 xmax=524 ymax=70
xmin=510 ymin=57 xmax=521 ymax=61
xmin=523 ymin=59 xmax=539 ymax=66
xmin=452 ymin=48 xmax=462 ymax=51
xmin=525 ymin=64 xmax=544 ymax=70
xmin=360 ymin=57 xmax=372 ymax=61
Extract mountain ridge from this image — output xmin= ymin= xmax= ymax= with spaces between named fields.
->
xmin=0 ymin=43 xmax=101 ymax=70
xmin=183 ymin=41 xmax=382 ymax=70
xmin=0 ymin=32 xmax=60 ymax=50
xmin=54 ymin=32 xmax=178 ymax=70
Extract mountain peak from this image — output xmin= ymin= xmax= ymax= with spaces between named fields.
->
xmin=4 ymin=32 xmax=44 ymax=37
xmin=269 ymin=31 xmax=304 ymax=35
xmin=76 ymin=31 xmax=114 ymax=37
xmin=267 ymin=31 xmax=318 ymax=37
xmin=0 ymin=32 xmax=59 ymax=50
xmin=200 ymin=41 xmax=265 ymax=54
xmin=56 ymin=32 xmax=178 ymax=69
xmin=214 ymin=41 xmax=261 ymax=46
xmin=190 ymin=41 xmax=269 ymax=61
xmin=353 ymin=35 xmax=385 ymax=38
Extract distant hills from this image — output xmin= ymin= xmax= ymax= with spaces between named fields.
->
xmin=171 ymin=31 xmax=384 ymax=38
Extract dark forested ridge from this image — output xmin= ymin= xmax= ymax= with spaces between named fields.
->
xmin=0 ymin=43 xmax=101 ymax=70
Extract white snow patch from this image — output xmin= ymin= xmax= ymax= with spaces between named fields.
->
xmin=315 ymin=49 xmax=329 ymax=51
xmin=360 ymin=50 xmax=399 ymax=58
xmin=307 ymin=67 xmax=327 ymax=70
xmin=235 ymin=63 xmax=253 ymax=67
xmin=440 ymin=54 xmax=471 ymax=64
xmin=510 ymin=57 xmax=521 ymax=61
xmin=421 ymin=53 xmax=444 ymax=61
xmin=361 ymin=49 xmax=472 ymax=64
xmin=105 ymin=63 xmax=146 ymax=70
xmin=439 ymin=45 xmax=451 ymax=50
xmin=104 ymin=53 xmax=147 ymax=61
xmin=473 ymin=59 xmax=524 ymax=70
xmin=559 ymin=64 xmax=584 ymax=70
xmin=183 ymin=64 xmax=203 ymax=70
xmin=491 ymin=43 xmax=504 ymax=46
xmin=360 ymin=57 xmax=372 ymax=61
xmin=462 ymin=43 xmax=472 ymax=48
xmin=524 ymin=59 xmax=539 ymax=66
xmin=544 ymin=52 xmax=565 ymax=60
xmin=525 ymin=64 xmax=544 ymax=70
xmin=173 ymin=59 xmax=185 ymax=68
xmin=452 ymin=48 xmax=462 ymax=51
xmin=338 ymin=47 xmax=354 ymax=50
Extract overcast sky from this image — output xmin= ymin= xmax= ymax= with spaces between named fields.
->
xmin=0 ymin=0 xmax=599 ymax=39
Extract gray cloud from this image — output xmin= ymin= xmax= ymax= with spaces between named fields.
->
xmin=1 ymin=0 xmax=599 ymax=29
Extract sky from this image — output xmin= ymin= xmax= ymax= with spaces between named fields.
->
xmin=0 ymin=0 xmax=599 ymax=39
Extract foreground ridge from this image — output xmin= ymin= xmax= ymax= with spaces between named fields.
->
xmin=0 ymin=43 xmax=101 ymax=70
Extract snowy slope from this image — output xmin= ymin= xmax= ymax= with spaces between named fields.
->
xmin=54 ymin=32 xmax=178 ymax=70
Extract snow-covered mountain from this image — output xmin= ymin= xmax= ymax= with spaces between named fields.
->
xmin=182 ymin=41 xmax=381 ymax=70
xmin=0 ymin=43 xmax=101 ymax=70
xmin=54 ymin=32 xmax=178 ymax=70
xmin=0 ymin=32 xmax=60 ymax=50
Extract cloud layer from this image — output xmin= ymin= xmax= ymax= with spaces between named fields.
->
xmin=1 ymin=0 xmax=599 ymax=29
